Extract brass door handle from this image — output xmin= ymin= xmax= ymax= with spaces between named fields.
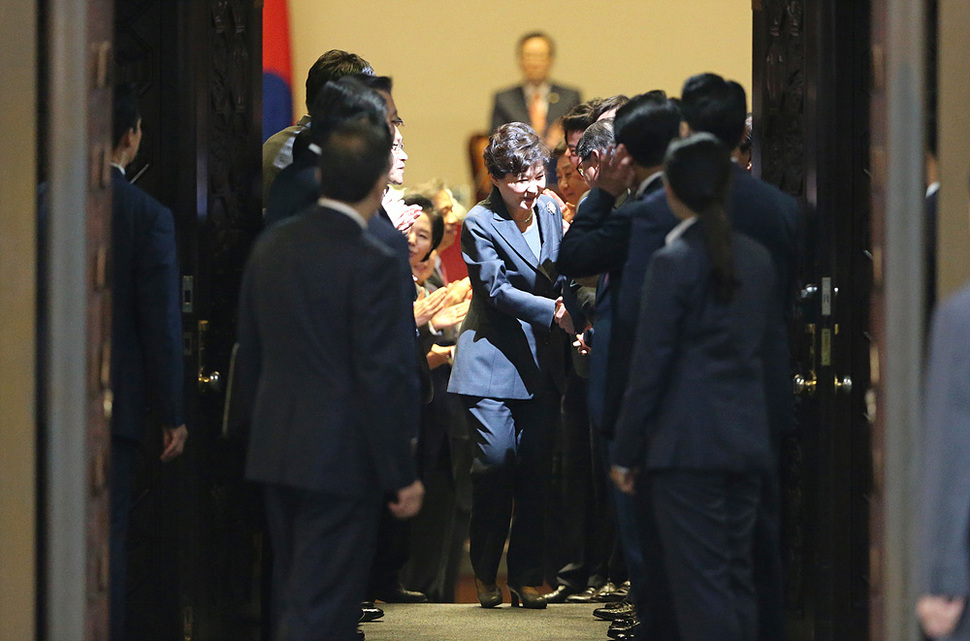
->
xmin=198 ymin=370 xmax=221 ymax=393
xmin=834 ymin=375 xmax=852 ymax=395
xmin=793 ymin=372 xmax=817 ymax=397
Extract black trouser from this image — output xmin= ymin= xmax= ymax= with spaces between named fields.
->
xmin=650 ymin=470 xmax=762 ymax=641
xmin=109 ymin=436 xmax=140 ymax=641
xmin=462 ymin=386 xmax=558 ymax=586
xmin=753 ymin=466 xmax=787 ymax=641
xmin=554 ymin=372 xmax=616 ymax=589
xmin=264 ymin=484 xmax=381 ymax=641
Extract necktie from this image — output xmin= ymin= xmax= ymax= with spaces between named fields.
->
xmin=528 ymin=91 xmax=546 ymax=137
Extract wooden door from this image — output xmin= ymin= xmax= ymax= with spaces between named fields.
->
xmin=114 ymin=1 xmax=265 ymax=639
xmin=753 ymin=1 xmax=873 ymax=639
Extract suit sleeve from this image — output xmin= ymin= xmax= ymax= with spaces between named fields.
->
xmin=352 ymin=247 xmax=419 ymax=493
xmin=611 ymin=251 xmax=686 ymax=468
xmin=135 ymin=204 xmax=184 ymax=427
xmin=920 ymin=296 xmax=970 ymax=595
xmin=557 ymin=189 xmax=629 ymax=278
xmin=462 ymin=215 xmax=557 ymax=327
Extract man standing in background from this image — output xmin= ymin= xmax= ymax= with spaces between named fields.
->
xmin=490 ymin=31 xmax=581 ymax=150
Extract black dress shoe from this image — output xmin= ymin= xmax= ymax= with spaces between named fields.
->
xmin=608 ymin=617 xmax=641 ymax=639
xmin=607 ymin=621 xmax=641 ymax=640
xmin=357 ymin=627 xmax=365 ymax=640
xmin=508 ymin=585 xmax=547 ymax=609
xmin=593 ymin=601 xmax=636 ymax=620
xmin=565 ymin=585 xmax=602 ymax=603
xmin=594 ymin=581 xmax=625 ymax=602
xmin=373 ymin=585 xmax=429 ymax=603
xmin=544 ymin=584 xmax=583 ymax=603
xmin=359 ymin=601 xmax=384 ymax=623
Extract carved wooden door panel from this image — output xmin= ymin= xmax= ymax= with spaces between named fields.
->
xmin=753 ymin=1 xmax=873 ymax=640
xmin=115 ymin=1 xmax=264 ymax=639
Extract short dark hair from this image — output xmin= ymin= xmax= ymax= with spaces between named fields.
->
xmin=614 ymin=94 xmax=681 ymax=167
xmin=405 ymin=195 xmax=445 ymax=259
xmin=561 ymin=99 xmax=601 ymax=135
xmin=680 ymin=73 xmax=748 ymax=149
xmin=352 ymin=73 xmax=393 ymax=95
xmin=590 ymin=95 xmax=630 ymax=121
xmin=518 ymin=31 xmax=555 ymax=57
xmin=310 ymin=76 xmax=389 ymax=147
xmin=484 ymin=122 xmax=549 ymax=179
xmin=577 ymin=119 xmax=614 ymax=161
xmin=318 ymin=116 xmax=392 ymax=203
xmin=112 ymin=83 xmax=140 ymax=149
xmin=305 ymin=49 xmax=373 ymax=110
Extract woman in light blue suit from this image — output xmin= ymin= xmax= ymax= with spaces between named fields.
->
xmin=449 ymin=122 xmax=571 ymax=609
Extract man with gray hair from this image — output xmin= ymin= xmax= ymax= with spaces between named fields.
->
xmin=576 ymin=119 xmax=618 ymax=197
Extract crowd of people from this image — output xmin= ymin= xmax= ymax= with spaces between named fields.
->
xmin=244 ymin=30 xmax=804 ymax=641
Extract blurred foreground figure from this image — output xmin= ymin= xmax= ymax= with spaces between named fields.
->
xmin=236 ymin=109 xmax=423 ymax=641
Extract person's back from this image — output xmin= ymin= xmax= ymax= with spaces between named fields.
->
xmin=241 ymin=208 xmax=414 ymax=493
xmin=631 ymin=226 xmax=774 ymax=471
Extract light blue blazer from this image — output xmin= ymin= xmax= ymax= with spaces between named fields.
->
xmin=448 ymin=188 xmax=567 ymax=400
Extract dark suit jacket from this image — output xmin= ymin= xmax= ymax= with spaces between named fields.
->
xmin=448 ymin=189 xmax=567 ymax=399
xmin=920 ymin=285 xmax=970 ymax=632
xmin=612 ymin=225 xmax=775 ymax=472
xmin=490 ymin=83 xmax=581 ymax=133
xmin=556 ymin=178 xmax=666 ymax=431
xmin=110 ymin=166 xmax=184 ymax=441
xmin=263 ymin=155 xmax=318 ymax=230
xmin=369 ymin=208 xmax=435 ymax=405
xmin=237 ymin=205 xmax=419 ymax=496
xmin=613 ymin=167 xmax=799 ymax=439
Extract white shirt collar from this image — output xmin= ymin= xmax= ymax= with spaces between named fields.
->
xmin=317 ymin=197 xmax=367 ymax=229
xmin=635 ymin=171 xmax=664 ymax=198
xmin=927 ymin=181 xmax=941 ymax=198
xmin=110 ymin=162 xmax=125 ymax=176
xmin=665 ymin=216 xmax=698 ymax=246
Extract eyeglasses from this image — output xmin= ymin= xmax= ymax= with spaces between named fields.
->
xmin=392 ymin=141 xmax=406 ymax=152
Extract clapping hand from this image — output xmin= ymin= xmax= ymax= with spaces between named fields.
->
xmin=414 ymin=287 xmax=449 ymax=326
xmin=445 ymin=278 xmax=472 ymax=305
xmin=431 ymin=300 xmax=470 ymax=332
xmin=382 ymin=190 xmax=423 ymax=234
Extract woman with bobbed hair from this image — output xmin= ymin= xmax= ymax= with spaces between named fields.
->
xmin=610 ymin=133 xmax=776 ymax=641
xmin=448 ymin=122 xmax=572 ymax=609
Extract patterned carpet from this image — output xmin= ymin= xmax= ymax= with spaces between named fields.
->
xmin=361 ymin=602 xmax=611 ymax=641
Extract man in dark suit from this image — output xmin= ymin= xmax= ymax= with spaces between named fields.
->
xmin=610 ymin=75 xmax=799 ymax=641
xmin=109 ymin=84 xmax=187 ymax=641
xmin=557 ymin=93 xmax=682 ymax=640
xmin=490 ymin=31 xmax=580 ymax=146
xmin=236 ymin=110 xmax=424 ymax=641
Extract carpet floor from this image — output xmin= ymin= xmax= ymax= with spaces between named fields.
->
xmin=361 ymin=602 xmax=612 ymax=641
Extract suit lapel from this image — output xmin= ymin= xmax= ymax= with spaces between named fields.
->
xmin=486 ymin=187 xmax=547 ymax=275
xmin=537 ymin=199 xmax=555 ymax=264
